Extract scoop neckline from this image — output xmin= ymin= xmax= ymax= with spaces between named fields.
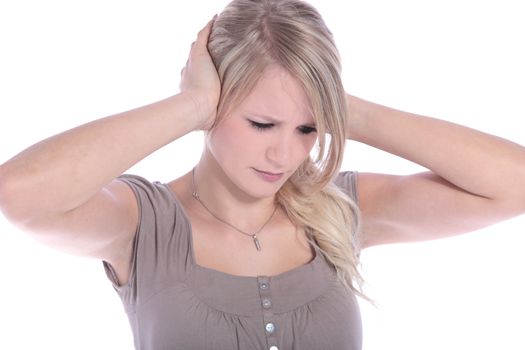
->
xmin=161 ymin=182 xmax=321 ymax=281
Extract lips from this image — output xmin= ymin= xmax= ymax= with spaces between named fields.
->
xmin=255 ymin=169 xmax=283 ymax=176
xmin=253 ymin=168 xmax=284 ymax=182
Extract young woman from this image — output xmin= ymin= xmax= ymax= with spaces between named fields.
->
xmin=1 ymin=0 xmax=524 ymax=349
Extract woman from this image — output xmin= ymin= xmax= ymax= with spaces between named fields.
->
xmin=1 ymin=0 xmax=524 ymax=349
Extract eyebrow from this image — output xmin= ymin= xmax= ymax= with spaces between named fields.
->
xmin=248 ymin=114 xmax=316 ymax=127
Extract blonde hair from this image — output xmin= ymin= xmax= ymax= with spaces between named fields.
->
xmin=207 ymin=0 xmax=365 ymax=297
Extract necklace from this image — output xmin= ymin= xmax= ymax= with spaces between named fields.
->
xmin=191 ymin=167 xmax=277 ymax=252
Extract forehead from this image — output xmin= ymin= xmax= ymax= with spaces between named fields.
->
xmin=238 ymin=65 xmax=313 ymax=122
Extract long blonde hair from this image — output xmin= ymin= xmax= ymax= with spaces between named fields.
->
xmin=207 ymin=0 xmax=365 ymax=297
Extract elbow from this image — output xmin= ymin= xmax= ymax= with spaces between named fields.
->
xmin=486 ymin=166 xmax=525 ymax=218
xmin=0 ymin=164 xmax=20 ymax=223
xmin=504 ymin=182 xmax=525 ymax=216
xmin=490 ymin=194 xmax=525 ymax=222
xmin=0 ymin=164 xmax=33 ymax=225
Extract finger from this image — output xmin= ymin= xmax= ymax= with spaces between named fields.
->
xmin=199 ymin=14 xmax=217 ymax=37
xmin=193 ymin=15 xmax=217 ymax=52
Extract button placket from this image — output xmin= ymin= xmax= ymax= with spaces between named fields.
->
xmin=262 ymin=298 xmax=272 ymax=309
xmin=257 ymin=276 xmax=278 ymax=349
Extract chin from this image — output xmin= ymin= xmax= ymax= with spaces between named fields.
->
xmin=225 ymin=166 xmax=289 ymax=198
xmin=241 ymin=180 xmax=285 ymax=200
xmin=261 ymin=187 xmax=283 ymax=197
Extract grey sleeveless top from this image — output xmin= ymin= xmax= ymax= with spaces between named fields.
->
xmin=103 ymin=171 xmax=362 ymax=350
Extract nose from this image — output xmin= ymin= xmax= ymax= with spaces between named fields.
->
xmin=265 ymin=132 xmax=292 ymax=168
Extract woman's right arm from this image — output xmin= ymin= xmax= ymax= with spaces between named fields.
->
xmin=0 ymin=17 xmax=219 ymax=284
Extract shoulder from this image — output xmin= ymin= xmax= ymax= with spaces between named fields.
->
xmin=118 ymin=173 xmax=182 ymax=214
xmin=333 ymin=171 xmax=359 ymax=204
xmin=104 ymin=173 xmax=192 ymax=288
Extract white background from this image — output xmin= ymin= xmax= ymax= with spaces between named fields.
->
xmin=1 ymin=1 xmax=524 ymax=349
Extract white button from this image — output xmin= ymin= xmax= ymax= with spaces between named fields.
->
xmin=269 ymin=346 xmax=279 ymax=350
xmin=259 ymin=282 xmax=269 ymax=290
xmin=265 ymin=322 xmax=275 ymax=333
xmin=262 ymin=298 xmax=272 ymax=308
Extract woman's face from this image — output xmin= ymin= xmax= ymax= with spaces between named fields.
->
xmin=207 ymin=65 xmax=318 ymax=199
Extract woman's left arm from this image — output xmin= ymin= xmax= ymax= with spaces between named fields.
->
xmin=347 ymin=94 xmax=525 ymax=248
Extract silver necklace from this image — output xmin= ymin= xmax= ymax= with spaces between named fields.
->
xmin=191 ymin=167 xmax=277 ymax=252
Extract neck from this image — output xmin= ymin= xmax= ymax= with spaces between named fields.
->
xmin=192 ymin=150 xmax=279 ymax=230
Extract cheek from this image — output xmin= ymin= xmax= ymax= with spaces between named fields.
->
xmin=306 ymin=134 xmax=318 ymax=150
xmin=299 ymin=134 xmax=318 ymax=157
xmin=284 ymin=135 xmax=317 ymax=170
xmin=207 ymin=122 xmax=252 ymax=161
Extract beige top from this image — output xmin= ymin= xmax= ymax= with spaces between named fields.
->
xmin=103 ymin=171 xmax=362 ymax=350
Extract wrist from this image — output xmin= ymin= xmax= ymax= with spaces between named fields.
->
xmin=178 ymin=91 xmax=216 ymax=131
xmin=345 ymin=94 xmax=369 ymax=142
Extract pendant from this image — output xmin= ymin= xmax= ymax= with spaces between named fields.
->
xmin=253 ymin=234 xmax=262 ymax=251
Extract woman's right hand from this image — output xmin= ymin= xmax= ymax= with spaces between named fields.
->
xmin=180 ymin=16 xmax=221 ymax=131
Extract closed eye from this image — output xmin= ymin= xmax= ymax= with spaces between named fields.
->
xmin=249 ymin=120 xmax=274 ymax=131
xmin=248 ymin=119 xmax=317 ymax=135
xmin=298 ymin=126 xmax=317 ymax=135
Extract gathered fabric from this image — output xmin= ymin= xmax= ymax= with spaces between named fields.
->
xmin=103 ymin=171 xmax=362 ymax=350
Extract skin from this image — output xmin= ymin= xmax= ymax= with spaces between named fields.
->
xmin=347 ymin=95 xmax=525 ymax=247
xmin=1 ymin=17 xmax=525 ymax=286
xmin=194 ymin=64 xmax=317 ymax=222
xmin=167 ymin=64 xmax=319 ymax=276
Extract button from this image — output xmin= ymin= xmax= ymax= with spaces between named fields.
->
xmin=259 ymin=282 xmax=269 ymax=290
xmin=262 ymin=298 xmax=272 ymax=309
xmin=265 ymin=322 xmax=275 ymax=334
xmin=269 ymin=346 xmax=279 ymax=350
